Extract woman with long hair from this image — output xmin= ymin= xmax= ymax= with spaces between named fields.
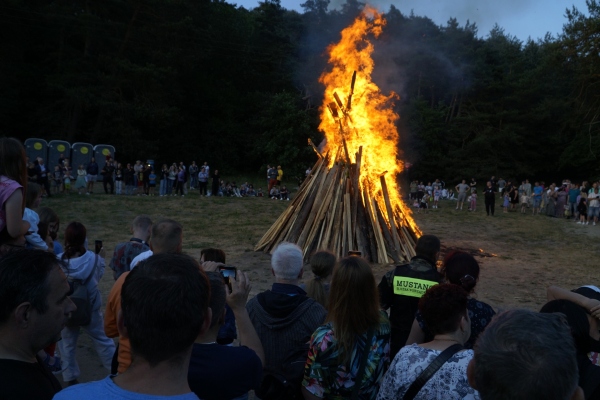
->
xmin=304 ymin=250 xmax=336 ymax=310
xmin=378 ymin=284 xmax=479 ymax=399
xmin=57 ymin=221 xmax=115 ymax=385
xmin=302 ymin=256 xmax=390 ymax=399
xmin=0 ymin=137 xmax=30 ymax=253
xmin=406 ymin=250 xmax=495 ymax=349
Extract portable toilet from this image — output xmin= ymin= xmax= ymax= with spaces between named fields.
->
xmin=71 ymin=142 xmax=94 ymax=170
xmin=24 ymin=138 xmax=48 ymax=164
xmin=93 ymin=144 xmax=116 ymax=164
xmin=48 ymin=140 xmax=71 ymax=171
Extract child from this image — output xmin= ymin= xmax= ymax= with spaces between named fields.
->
xmin=520 ymin=193 xmax=529 ymax=213
xmin=417 ymin=194 xmax=428 ymax=213
xmin=38 ymin=206 xmax=63 ymax=254
xmin=148 ymin=169 xmax=156 ymax=196
xmin=115 ymin=163 xmax=124 ymax=195
xmin=257 ymin=187 xmax=263 ymax=197
xmin=52 ymin=165 xmax=62 ymax=195
xmin=433 ymin=187 xmax=441 ymax=209
xmin=469 ymin=190 xmax=477 ymax=212
xmin=503 ymin=191 xmax=510 ymax=213
xmin=577 ymin=198 xmax=588 ymax=225
xmin=62 ymin=161 xmax=73 ymax=194
xmin=23 ymin=182 xmax=47 ymax=250
xmin=75 ymin=164 xmax=87 ymax=195
xmin=0 ymin=137 xmax=30 ymax=253
xmin=280 ymin=185 xmax=289 ymax=200
xmin=270 ymin=185 xmax=280 ymax=200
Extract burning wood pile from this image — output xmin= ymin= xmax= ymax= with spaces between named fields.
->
xmin=255 ymin=8 xmax=421 ymax=263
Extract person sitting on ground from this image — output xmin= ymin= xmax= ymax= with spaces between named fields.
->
xmin=378 ymin=235 xmax=443 ymax=359
xmin=377 ymin=284 xmax=478 ymax=400
xmin=302 ymin=256 xmax=391 ymax=400
xmin=247 ymin=242 xmax=327 ymax=399
xmin=55 ymin=253 xmax=211 ymax=399
xmin=105 ymin=218 xmax=183 ymax=374
xmin=279 ymin=185 xmax=289 ymax=200
xmin=108 ymin=215 xmax=152 ymax=280
xmin=270 ymin=185 xmax=280 ymax=200
xmin=0 ymin=250 xmax=76 ymax=400
xmin=188 ymin=272 xmax=264 ymax=400
xmin=467 ymin=309 xmax=584 ymax=400
xmin=301 ymin=250 xmax=336 ymax=310
xmin=406 ymin=250 xmax=495 ymax=349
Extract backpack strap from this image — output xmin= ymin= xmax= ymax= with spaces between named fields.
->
xmin=351 ymin=327 xmax=376 ymax=400
xmin=402 ymin=344 xmax=463 ymax=400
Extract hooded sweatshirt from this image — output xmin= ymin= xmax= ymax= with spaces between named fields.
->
xmin=58 ymin=250 xmax=105 ymax=311
xmin=247 ymin=284 xmax=327 ymax=375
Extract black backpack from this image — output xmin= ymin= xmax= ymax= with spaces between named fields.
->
xmin=65 ymin=255 xmax=97 ymax=327
xmin=257 ymin=337 xmax=310 ymax=400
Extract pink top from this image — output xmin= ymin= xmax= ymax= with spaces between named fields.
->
xmin=0 ymin=176 xmax=23 ymax=234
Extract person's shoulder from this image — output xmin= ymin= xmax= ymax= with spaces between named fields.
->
xmin=53 ymin=377 xmax=110 ymax=399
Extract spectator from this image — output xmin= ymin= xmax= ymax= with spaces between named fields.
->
xmin=38 ymin=206 xmax=63 ymax=254
xmin=198 ymin=167 xmax=209 ymax=196
xmin=124 ymin=163 xmax=135 ymax=195
xmin=189 ymin=161 xmax=199 ymax=189
xmin=378 ymin=235 xmax=443 ymax=359
xmin=302 ymin=250 xmax=336 ymax=310
xmin=105 ymin=218 xmax=183 ymax=373
xmin=587 ymin=186 xmax=600 ymax=225
xmin=211 ymin=170 xmax=220 ymax=197
xmin=159 ymin=164 xmax=169 ymax=196
xmin=23 ymin=182 xmax=48 ymax=250
xmin=277 ymin=165 xmax=283 ymax=185
xmin=377 ymin=284 xmax=478 ymax=400
xmin=532 ymin=181 xmax=543 ymax=215
xmin=55 ymin=253 xmax=210 ymax=399
xmin=35 ymin=157 xmax=52 ymax=198
xmin=85 ymin=157 xmax=99 ymax=194
xmin=101 ymin=160 xmax=115 ymax=195
xmin=0 ymin=250 xmax=76 ymax=399
xmin=57 ymin=222 xmax=115 ymax=386
xmin=188 ymin=272 xmax=264 ymax=400
xmin=467 ymin=309 xmax=583 ymax=400
xmin=406 ymin=250 xmax=495 ymax=349
xmin=455 ymin=179 xmax=469 ymax=210
xmin=247 ymin=242 xmax=327 ymax=398
xmin=568 ymin=183 xmax=581 ymax=220
xmin=280 ymin=185 xmax=290 ymax=201
xmin=483 ymin=181 xmax=495 ymax=216
xmin=109 ymin=215 xmax=153 ymax=280
xmin=267 ymin=165 xmax=278 ymax=193
xmin=302 ymin=256 xmax=391 ymax=399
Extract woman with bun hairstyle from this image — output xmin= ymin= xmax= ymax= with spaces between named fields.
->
xmin=406 ymin=250 xmax=495 ymax=349
xmin=303 ymin=250 xmax=336 ymax=310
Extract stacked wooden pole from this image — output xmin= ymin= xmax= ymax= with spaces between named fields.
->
xmin=254 ymin=149 xmax=419 ymax=263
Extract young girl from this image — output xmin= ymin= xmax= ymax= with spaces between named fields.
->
xmin=469 ymin=190 xmax=477 ymax=211
xmin=23 ymin=182 xmax=48 ymax=250
xmin=52 ymin=165 xmax=62 ymax=194
xmin=577 ymin=197 xmax=588 ymax=225
xmin=62 ymin=161 xmax=73 ymax=193
xmin=520 ymin=192 xmax=529 ymax=213
xmin=75 ymin=165 xmax=87 ymax=195
xmin=38 ymin=206 xmax=63 ymax=254
xmin=0 ymin=137 xmax=30 ymax=253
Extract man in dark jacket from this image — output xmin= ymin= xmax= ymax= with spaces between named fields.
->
xmin=378 ymin=235 xmax=443 ymax=359
xmin=101 ymin=160 xmax=115 ymax=194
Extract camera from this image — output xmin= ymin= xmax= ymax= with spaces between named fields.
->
xmin=218 ymin=266 xmax=237 ymax=292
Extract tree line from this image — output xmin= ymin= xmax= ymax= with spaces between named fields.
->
xmin=1 ymin=0 xmax=599 ymax=183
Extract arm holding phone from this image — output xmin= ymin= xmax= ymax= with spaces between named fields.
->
xmin=226 ymin=272 xmax=265 ymax=367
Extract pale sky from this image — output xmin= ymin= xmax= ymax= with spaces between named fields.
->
xmin=231 ymin=0 xmax=590 ymax=41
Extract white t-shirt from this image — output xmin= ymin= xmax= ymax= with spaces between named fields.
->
xmin=588 ymin=192 xmax=599 ymax=208
xmin=130 ymin=250 xmax=153 ymax=270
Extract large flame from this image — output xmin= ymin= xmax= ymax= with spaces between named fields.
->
xmin=319 ymin=7 xmax=421 ymax=237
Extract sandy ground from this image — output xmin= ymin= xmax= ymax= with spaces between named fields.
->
xmin=58 ymin=195 xmax=598 ymax=386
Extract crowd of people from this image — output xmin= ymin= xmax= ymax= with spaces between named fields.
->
xmin=25 ymin=151 xmax=291 ymax=200
xmin=409 ymin=177 xmax=600 ymax=222
xmin=2 ymin=137 xmax=600 ymax=400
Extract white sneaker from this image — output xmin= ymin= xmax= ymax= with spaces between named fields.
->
xmin=577 ymin=221 xmax=582 ymax=224
xmin=594 ymin=222 xmax=597 ymax=226
xmin=586 ymin=221 xmax=589 ymax=225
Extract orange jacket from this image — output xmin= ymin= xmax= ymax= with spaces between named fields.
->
xmin=104 ymin=272 xmax=131 ymax=373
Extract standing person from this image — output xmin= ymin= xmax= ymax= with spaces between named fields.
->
xmin=198 ymin=167 xmax=208 ymax=196
xmin=108 ymin=215 xmax=152 ymax=280
xmin=86 ymin=157 xmax=99 ymax=194
xmin=556 ymin=185 xmax=568 ymax=218
xmin=189 ymin=161 xmax=199 ymax=190
xmin=303 ymin=250 xmax=336 ymax=310
xmin=114 ymin=163 xmax=123 ymax=195
xmin=101 ymin=160 xmax=115 ymax=195
xmin=159 ymin=164 xmax=169 ymax=196
xmin=56 ymin=254 xmax=210 ymax=400
xmin=302 ymin=256 xmax=391 ymax=399
xmin=35 ymin=158 xmax=52 ymax=198
xmin=75 ymin=165 xmax=87 ymax=195
xmin=577 ymin=198 xmax=588 ymax=225
xmin=62 ymin=160 xmax=73 ymax=194
xmin=484 ymin=181 xmax=495 ymax=216
xmin=497 ymin=177 xmax=506 ymax=198
xmin=455 ymin=179 xmax=469 ymax=210
xmin=124 ymin=163 xmax=135 ymax=196
xmin=532 ymin=181 xmax=543 ymax=215
xmin=509 ymin=182 xmax=519 ymax=211
xmin=568 ymin=183 xmax=581 ymax=220
xmin=57 ymin=222 xmax=115 ymax=385
xmin=277 ymin=165 xmax=283 ymax=186
xmin=203 ymin=161 xmax=210 ymax=177
xmin=378 ymin=235 xmax=443 ymax=359
xmin=168 ymin=165 xmax=177 ymax=195
xmin=133 ymin=160 xmax=143 ymax=192
xmin=211 ymin=170 xmax=220 ymax=197
xmin=142 ymin=163 xmax=152 ymax=195
xmin=469 ymin=177 xmax=477 ymax=193
xmin=469 ymin=190 xmax=477 ymax=212
xmin=176 ymin=166 xmax=186 ymax=197
xmin=0 ymin=137 xmax=30 ymax=253
xmin=410 ymin=180 xmax=417 ymax=201
xmin=148 ymin=168 xmax=157 ymax=196
xmin=0 ymin=249 xmax=77 ymax=400
xmin=588 ymin=186 xmax=600 ymax=225
xmin=267 ymin=165 xmax=278 ymax=194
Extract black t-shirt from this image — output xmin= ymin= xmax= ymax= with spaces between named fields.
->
xmin=0 ymin=357 xmax=62 ymax=400
xmin=188 ymin=343 xmax=262 ymax=400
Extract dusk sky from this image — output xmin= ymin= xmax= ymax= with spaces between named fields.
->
xmin=230 ymin=0 xmax=590 ymax=41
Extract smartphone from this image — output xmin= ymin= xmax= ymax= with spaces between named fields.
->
xmin=219 ymin=266 xmax=237 ymax=292
xmin=94 ymin=240 xmax=103 ymax=254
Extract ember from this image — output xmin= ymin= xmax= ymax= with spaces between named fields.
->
xmin=255 ymin=8 xmax=421 ymax=263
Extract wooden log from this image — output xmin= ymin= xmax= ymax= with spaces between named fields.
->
xmin=375 ymin=201 xmax=399 ymax=263
xmin=321 ymin=166 xmax=344 ymax=250
xmin=367 ymin=195 xmax=388 ymax=263
xmin=355 ymin=198 xmax=373 ymax=262
xmin=344 ymin=191 xmax=353 ymax=254
xmin=380 ymin=175 xmax=402 ymax=261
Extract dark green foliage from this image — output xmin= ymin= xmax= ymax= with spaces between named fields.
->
xmin=0 ymin=0 xmax=598 ymax=182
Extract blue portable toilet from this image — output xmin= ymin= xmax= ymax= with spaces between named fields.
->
xmin=93 ymin=144 xmax=116 ymax=165
xmin=24 ymin=138 xmax=48 ymax=164
xmin=71 ymin=142 xmax=94 ymax=170
xmin=48 ymin=140 xmax=71 ymax=171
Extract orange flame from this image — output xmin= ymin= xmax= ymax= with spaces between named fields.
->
xmin=319 ymin=7 xmax=421 ymax=237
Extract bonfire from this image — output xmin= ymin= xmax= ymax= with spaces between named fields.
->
xmin=255 ymin=8 xmax=421 ymax=263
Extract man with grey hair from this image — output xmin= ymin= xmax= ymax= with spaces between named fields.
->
xmin=467 ymin=309 xmax=584 ymax=400
xmin=247 ymin=242 xmax=327 ymax=398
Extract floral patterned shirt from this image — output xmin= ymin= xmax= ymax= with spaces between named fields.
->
xmin=302 ymin=312 xmax=391 ymax=399
xmin=377 ymin=344 xmax=480 ymax=400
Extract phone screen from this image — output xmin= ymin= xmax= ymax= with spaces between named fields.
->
xmin=219 ymin=266 xmax=236 ymax=291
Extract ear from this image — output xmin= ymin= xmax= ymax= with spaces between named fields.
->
xmin=199 ymin=308 xmax=212 ymax=337
xmin=117 ymin=309 xmax=129 ymax=339
xmin=467 ymin=358 xmax=477 ymax=390
xmin=14 ymin=302 xmax=32 ymax=328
